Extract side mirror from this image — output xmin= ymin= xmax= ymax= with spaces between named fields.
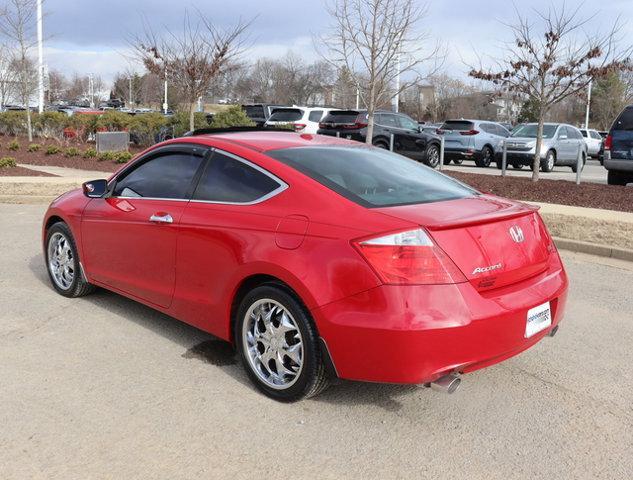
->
xmin=82 ymin=179 xmax=108 ymax=198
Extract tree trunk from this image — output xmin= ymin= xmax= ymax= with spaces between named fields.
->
xmin=26 ymin=108 xmax=33 ymax=143
xmin=189 ymin=102 xmax=196 ymax=132
xmin=365 ymin=84 xmax=376 ymax=145
xmin=531 ymin=112 xmax=545 ymax=182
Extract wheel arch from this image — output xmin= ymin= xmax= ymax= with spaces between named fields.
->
xmin=228 ymin=272 xmax=338 ymax=378
xmin=228 ymin=272 xmax=317 ymax=344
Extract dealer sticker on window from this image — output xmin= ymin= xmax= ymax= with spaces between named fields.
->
xmin=525 ymin=302 xmax=552 ymax=338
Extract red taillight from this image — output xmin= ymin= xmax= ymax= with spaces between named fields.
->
xmin=604 ymin=134 xmax=612 ymax=150
xmin=355 ymin=121 xmax=368 ymax=128
xmin=294 ymin=123 xmax=307 ymax=132
xmin=318 ymin=122 xmax=329 ymax=129
xmin=459 ymin=129 xmax=479 ymax=136
xmin=353 ymin=229 xmax=466 ymax=285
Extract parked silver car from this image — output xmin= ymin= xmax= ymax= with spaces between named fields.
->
xmin=438 ymin=119 xmax=510 ymax=167
xmin=500 ymin=123 xmax=587 ymax=172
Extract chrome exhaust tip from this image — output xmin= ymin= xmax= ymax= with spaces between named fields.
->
xmin=430 ymin=374 xmax=461 ymax=394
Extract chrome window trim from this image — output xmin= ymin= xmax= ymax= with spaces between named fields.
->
xmin=108 ymin=145 xmax=288 ymax=206
xmin=190 ymin=148 xmax=288 ymax=206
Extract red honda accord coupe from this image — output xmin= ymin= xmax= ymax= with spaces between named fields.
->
xmin=43 ymin=130 xmax=568 ymax=401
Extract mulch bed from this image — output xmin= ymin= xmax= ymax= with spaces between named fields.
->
xmin=0 ymin=136 xmax=142 ymax=173
xmin=445 ymin=171 xmax=633 ymax=213
xmin=0 ymin=165 xmax=57 ymax=177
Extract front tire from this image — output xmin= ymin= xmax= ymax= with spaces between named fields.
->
xmin=45 ymin=222 xmax=95 ymax=298
xmin=235 ymin=284 xmax=329 ymax=402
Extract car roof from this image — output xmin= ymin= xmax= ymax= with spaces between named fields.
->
xmin=188 ymin=131 xmax=357 ymax=152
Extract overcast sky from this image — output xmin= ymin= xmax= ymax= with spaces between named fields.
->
xmin=41 ymin=0 xmax=633 ymax=84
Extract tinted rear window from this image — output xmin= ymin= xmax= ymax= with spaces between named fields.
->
xmin=243 ymin=105 xmax=264 ymax=118
xmin=441 ymin=121 xmax=474 ymax=131
xmin=267 ymin=146 xmax=476 ymax=207
xmin=613 ymin=107 xmax=633 ymax=130
xmin=321 ymin=110 xmax=363 ymax=124
xmin=268 ymin=109 xmax=303 ymax=122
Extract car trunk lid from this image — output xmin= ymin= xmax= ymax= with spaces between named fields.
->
xmin=376 ymin=195 xmax=551 ymax=291
xmin=438 ymin=120 xmax=476 ymax=148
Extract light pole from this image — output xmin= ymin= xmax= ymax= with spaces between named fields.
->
xmin=36 ymin=0 xmax=44 ymax=113
xmin=163 ymin=80 xmax=168 ymax=114
xmin=393 ymin=52 xmax=400 ymax=113
xmin=128 ymin=76 xmax=133 ymax=107
xmin=584 ymin=80 xmax=592 ymax=129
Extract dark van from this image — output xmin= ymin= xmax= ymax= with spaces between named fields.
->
xmin=604 ymin=105 xmax=633 ymax=185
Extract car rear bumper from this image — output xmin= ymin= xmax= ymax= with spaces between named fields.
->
xmin=312 ymin=258 xmax=568 ymax=384
xmin=604 ymin=156 xmax=633 ymax=172
xmin=444 ymin=147 xmax=476 ymax=159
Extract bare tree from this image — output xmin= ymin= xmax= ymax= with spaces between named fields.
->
xmin=469 ymin=4 xmax=632 ymax=181
xmin=0 ymin=0 xmax=38 ymax=141
xmin=0 ymin=43 xmax=17 ymax=107
xmin=46 ymin=69 xmax=68 ymax=103
xmin=132 ymin=10 xmax=249 ymax=131
xmin=320 ymin=0 xmax=440 ymax=143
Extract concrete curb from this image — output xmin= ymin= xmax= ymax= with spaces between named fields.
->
xmin=553 ymin=237 xmax=633 ymax=262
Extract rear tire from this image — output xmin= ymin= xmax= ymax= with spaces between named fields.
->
xmin=373 ymin=140 xmax=389 ymax=150
xmin=425 ymin=143 xmax=440 ymax=168
xmin=607 ymin=170 xmax=630 ymax=186
xmin=45 ymin=222 xmax=95 ymax=298
xmin=541 ymin=150 xmax=555 ymax=173
xmin=571 ymin=153 xmax=586 ymax=173
xmin=475 ymin=146 xmax=493 ymax=168
xmin=235 ymin=284 xmax=329 ymax=402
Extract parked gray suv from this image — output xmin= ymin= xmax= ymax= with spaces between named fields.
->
xmin=438 ymin=119 xmax=510 ymax=167
xmin=501 ymin=123 xmax=587 ymax=172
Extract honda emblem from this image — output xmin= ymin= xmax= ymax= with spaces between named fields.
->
xmin=509 ymin=225 xmax=525 ymax=243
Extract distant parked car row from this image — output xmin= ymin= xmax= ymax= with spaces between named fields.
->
xmin=317 ymin=110 xmax=442 ymax=167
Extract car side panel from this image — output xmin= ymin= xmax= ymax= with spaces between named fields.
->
xmin=169 ymin=198 xmax=388 ymax=340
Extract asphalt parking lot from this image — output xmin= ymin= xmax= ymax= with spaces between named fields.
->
xmin=444 ymin=158 xmax=608 ymax=184
xmin=1 ymin=203 xmax=632 ymax=480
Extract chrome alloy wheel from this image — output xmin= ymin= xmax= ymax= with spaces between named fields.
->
xmin=242 ymin=299 xmax=304 ymax=390
xmin=47 ymin=232 xmax=75 ymax=290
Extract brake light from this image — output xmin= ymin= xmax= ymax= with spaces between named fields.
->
xmin=294 ymin=123 xmax=307 ymax=132
xmin=318 ymin=122 xmax=329 ymax=129
xmin=459 ymin=129 xmax=479 ymax=136
xmin=355 ymin=121 xmax=368 ymax=128
xmin=353 ymin=229 xmax=466 ymax=285
xmin=604 ymin=134 xmax=612 ymax=150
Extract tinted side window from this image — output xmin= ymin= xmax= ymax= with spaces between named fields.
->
xmin=194 ymin=152 xmax=281 ymax=203
xmin=378 ymin=114 xmax=398 ymax=127
xmin=113 ymin=152 xmax=203 ymax=199
xmin=308 ymin=110 xmax=324 ymax=122
xmin=580 ymin=130 xmax=588 ymax=137
xmin=613 ymin=107 xmax=633 ymax=130
xmin=396 ymin=115 xmax=418 ymax=130
xmin=497 ymin=125 xmax=510 ymax=137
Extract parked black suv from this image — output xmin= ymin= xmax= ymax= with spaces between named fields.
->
xmin=317 ymin=110 xmax=442 ymax=167
xmin=242 ymin=104 xmax=284 ymax=127
xmin=604 ymin=105 xmax=633 ymax=185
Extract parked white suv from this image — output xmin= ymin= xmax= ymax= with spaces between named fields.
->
xmin=580 ymin=128 xmax=603 ymax=158
xmin=264 ymin=107 xmax=337 ymax=134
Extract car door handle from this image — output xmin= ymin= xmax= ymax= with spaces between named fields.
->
xmin=149 ymin=213 xmax=173 ymax=224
